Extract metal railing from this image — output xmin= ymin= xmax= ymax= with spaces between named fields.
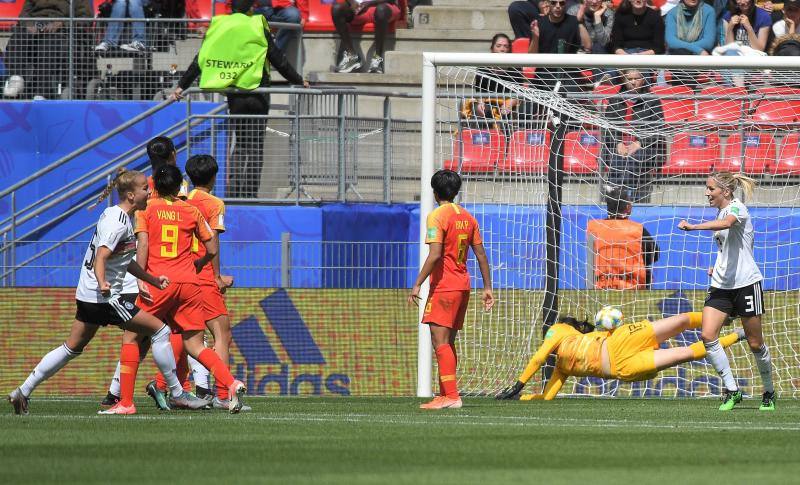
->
xmin=0 ymin=16 xmax=304 ymax=100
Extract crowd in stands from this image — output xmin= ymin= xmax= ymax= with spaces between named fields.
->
xmin=508 ymin=0 xmax=800 ymax=58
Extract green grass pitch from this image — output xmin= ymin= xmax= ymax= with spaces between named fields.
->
xmin=2 ymin=397 xmax=799 ymax=484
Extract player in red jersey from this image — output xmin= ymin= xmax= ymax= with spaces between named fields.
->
xmin=145 ymin=136 xmax=189 ymax=198
xmin=109 ymin=164 xmax=247 ymax=414
xmin=150 ymin=154 xmax=239 ymax=410
xmin=409 ymin=169 xmax=494 ymax=410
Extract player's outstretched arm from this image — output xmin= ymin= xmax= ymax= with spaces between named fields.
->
xmin=678 ymin=214 xmax=737 ymax=232
xmin=472 ymin=242 xmax=494 ymax=311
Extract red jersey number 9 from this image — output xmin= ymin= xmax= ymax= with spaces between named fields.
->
xmin=161 ymin=224 xmax=178 ymax=258
xmin=456 ymin=234 xmax=469 ymax=265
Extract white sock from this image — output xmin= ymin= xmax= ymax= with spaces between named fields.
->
xmin=19 ymin=343 xmax=81 ymax=397
xmin=188 ymin=354 xmax=210 ymax=390
xmin=753 ymin=345 xmax=774 ymax=394
xmin=150 ymin=324 xmax=183 ymax=398
xmin=108 ymin=361 xmax=121 ymax=397
xmin=704 ymin=339 xmax=738 ymax=391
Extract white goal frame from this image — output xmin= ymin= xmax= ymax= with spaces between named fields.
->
xmin=417 ymin=52 xmax=800 ymax=398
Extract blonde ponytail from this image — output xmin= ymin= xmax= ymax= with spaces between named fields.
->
xmin=711 ymin=171 xmax=757 ymax=202
xmin=88 ymin=167 xmax=143 ymax=210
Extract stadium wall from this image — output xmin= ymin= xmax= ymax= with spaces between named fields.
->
xmin=10 ymin=202 xmax=800 ymax=290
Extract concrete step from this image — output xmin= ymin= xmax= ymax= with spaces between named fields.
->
xmin=413 ymin=6 xmax=510 ymax=31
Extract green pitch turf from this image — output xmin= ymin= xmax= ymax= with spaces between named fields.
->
xmin=2 ymin=397 xmax=799 ymax=484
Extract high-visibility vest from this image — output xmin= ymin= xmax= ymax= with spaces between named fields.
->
xmin=198 ymin=13 xmax=269 ymax=90
xmin=587 ymin=218 xmax=646 ymax=290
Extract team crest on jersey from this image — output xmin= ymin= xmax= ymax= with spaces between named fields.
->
xmin=730 ymin=206 xmax=740 ymax=215
xmin=427 ymin=227 xmax=437 ymax=239
xmin=124 ymin=301 xmax=135 ymax=310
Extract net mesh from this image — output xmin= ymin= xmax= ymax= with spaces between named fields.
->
xmin=432 ymin=59 xmax=800 ymax=398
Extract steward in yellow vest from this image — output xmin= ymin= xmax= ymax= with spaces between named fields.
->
xmin=171 ymin=0 xmax=308 ymax=199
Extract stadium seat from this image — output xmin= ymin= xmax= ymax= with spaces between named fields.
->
xmin=592 ymin=84 xmax=621 ymax=109
xmin=752 ymin=86 xmax=800 ymax=123
xmin=501 ymin=130 xmax=550 ymax=173
xmin=649 ymin=85 xmax=694 ymax=123
xmin=774 ymin=133 xmax=800 ymax=175
xmin=692 ymin=86 xmax=746 ymax=123
xmin=305 ymin=0 xmax=407 ymax=33
xmin=445 ymin=129 xmax=505 ymax=173
xmin=563 ymin=130 xmax=600 ymax=174
xmin=510 ymin=38 xmax=535 ymax=79
xmin=749 ymin=100 xmax=798 ymax=126
xmin=0 ymin=0 xmax=24 ymax=31
xmin=719 ymin=133 xmax=775 ymax=174
xmin=663 ymin=132 xmax=720 ymax=174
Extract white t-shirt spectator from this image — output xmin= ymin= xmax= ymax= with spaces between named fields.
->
xmin=773 ymin=19 xmax=800 ymax=36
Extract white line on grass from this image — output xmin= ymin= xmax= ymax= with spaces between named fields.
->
xmin=3 ymin=412 xmax=799 ymax=432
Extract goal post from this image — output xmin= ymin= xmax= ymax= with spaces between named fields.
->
xmin=418 ymin=52 xmax=800 ymax=398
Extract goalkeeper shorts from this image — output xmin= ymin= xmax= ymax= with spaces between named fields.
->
xmin=422 ymin=290 xmax=470 ymax=330
xmin=607 ymin=321 xmax=659 ymax=382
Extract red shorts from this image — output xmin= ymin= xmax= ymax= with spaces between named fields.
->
xmin=137 ymin=282 xmax=206 ymax=332
xmin=422 ymin=291 xmax=470 ymax=330
xmin=351 ymin=3 xmax=401 ymax=26
xmin=199 ymin=283 xmax=228 ymax=321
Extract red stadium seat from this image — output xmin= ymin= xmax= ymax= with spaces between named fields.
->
xmin=592 ymin=84 xmax=621 ymax=109
xmin=305 ymin=0 xmax=407 ymax=33
xmin=749 ymin=100 xmax=797 ymax=126
xmin=719 ymin=133 xmax=775 ymax=174
xmin=663 ymin=132 xmax=720 ymax=174
xmin=500 ymin=130 xmax=550 ymax=173
xmin=774 ymin=133 xmax=800 ymax=175
xmin=510 ymin=38 xmax=536 ymax=79
xmin=0 ymin=0 xmax=24 ymax=31
xmin=650 ymin=85 xmax=694 ymax=122
xmin=445 ymin=129 xmax=505 ymax=173
xmin=563 ymin=130 xmax=600 ymax=174
xmin=692 ymin=86 xmax=746 ymax=123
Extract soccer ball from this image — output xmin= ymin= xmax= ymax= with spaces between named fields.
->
xmin=594 ymin=306 xmax=623 ymax=330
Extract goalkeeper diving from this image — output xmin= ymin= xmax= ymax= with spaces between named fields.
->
xmin=496 ymin=312 xmax=744 ymax=400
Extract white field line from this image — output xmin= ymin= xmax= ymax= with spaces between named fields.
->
xmin=3 ymin=412 xmax=800 ymax=432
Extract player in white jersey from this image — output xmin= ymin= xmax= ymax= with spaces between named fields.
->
xmin=678 ymin=171 xmax=775 ymax=411
xmin=7 ymin=168 xmax=204 ymax=415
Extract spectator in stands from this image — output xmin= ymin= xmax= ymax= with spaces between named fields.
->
xmin=770 ymin=31 xmax=800 ymax=54
xmin=508 ymin=0 xmax=579 ymax=38
xmin=467 ymin=34 xmax=528 ymax=133
xmin=527 ymin=1 xmax=591 ymax=53
xmin=665 ymin=0 xmax=718 ymax=54
xmin=586 ymin=187 xmax=659 ymax=289
xmin=95 ymin=0 xmax=148 ymax=52
xmin=611 ymin=0 xmax=666 ymax=54
xmin=254 ymin=0 xmax=307 ymax=52
xmin=3 ymin=0 xmax=94 ymax=99
xmin=568 ymin=0 xmax=615 ymax=53
xmin=332 ymin=0 xmax=402 ymax=74
xmin=772 ymin=0 xmax=800 ymax=36
xmin=722 ymin=0 xmax=771 ymax=52
xmin=172 ymin=0 xmax=309 ymax=199
xmin=601 ymin=69 xmax=665 ymax=203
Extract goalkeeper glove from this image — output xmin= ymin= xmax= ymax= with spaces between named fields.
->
xmin=495 ymin=380 xmax=525 ymax=400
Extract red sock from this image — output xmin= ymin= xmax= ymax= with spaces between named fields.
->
xmin=156 ymin=333 xmax=190 ymax=391
xmin=119 ymin=343 xmax=140 ymax=407
xmin=438 ymin=344 xmax=458 ymax=396
xmin=435 ymin=344 xmax=459 ymax=399
xmin=196 ymin=348 xmax=234 ymax=390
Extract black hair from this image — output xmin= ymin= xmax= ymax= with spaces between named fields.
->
xmin=604 ymin=186 xmax=632 ymax=219
xmin=231 ymin=0 xmax=255 ymax=13
xmin=431 ymin=169 xmax=462 ymax=202
xmin=185 ymin=154 xmax=219 ymax=187
xmin=146 ymin=136 xmax=175 ymax=173
xmin=727 ymin=0 xmax=754 ymax=18
xmin=558 ymin=316 xmax=594 ymax=334
xmin=490 ymin=33 xmax=511 ymax=50
xmin=771 ymin=34 xmax=800 ymax=56
xmin=153 ymin=165 xmax=183 ymax=198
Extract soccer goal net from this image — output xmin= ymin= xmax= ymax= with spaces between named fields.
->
xmin=418 ymin=53 xmax=800 ymax=399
